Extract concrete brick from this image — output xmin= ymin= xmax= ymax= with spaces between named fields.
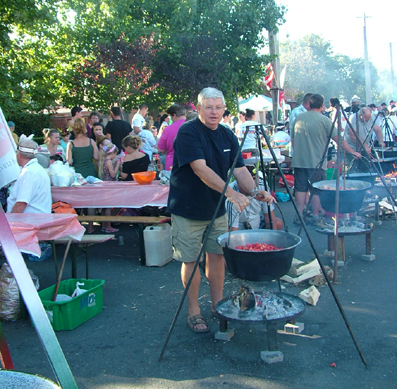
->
xmin=331 ymin=259 xmax=345 ymax=267
xmin=215 ymin=328 xmax=235 ymax=341
xmin=284 ymin=322 xmax=304 ymax=334
xmin=261 ymin=350 xmax=284 ymax=364
xmin=361 ymin=254 xmax=376 ymax=261
xmin=323 ymin=250 xmax=335 ymax=257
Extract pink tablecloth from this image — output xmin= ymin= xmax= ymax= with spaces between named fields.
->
xmin=6 ymin=213 xmax=85 ymax=256
xmin=51 ymin=180 xmax=169 ymax=208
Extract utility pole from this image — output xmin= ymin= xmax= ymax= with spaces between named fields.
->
xmin=391 ymin=43 xmax=396 ymax=97
xmin=268 ymin=31 xmax=280 ymax=123
xmin=357 ymin=14 xmax=372 ymax=104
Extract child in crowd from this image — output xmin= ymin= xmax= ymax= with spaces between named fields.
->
xmin=60 ymin=128 xmax=70 ymax=153
xmin=93 ymin=122 xmax=105 ymax=141
xmin=49 ymin=155 xmax=64 ymax=165
xmin=98 ymin=143 xmax=120 ymax=182
xmin=98 ymin=142 xmax=121 ymax=233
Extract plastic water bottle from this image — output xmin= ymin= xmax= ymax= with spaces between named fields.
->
xmin=151 ymin=156 xmax=158 ymax=172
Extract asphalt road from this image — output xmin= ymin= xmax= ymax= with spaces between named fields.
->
xmin=1 ymin=195 xmax=396 ymax=389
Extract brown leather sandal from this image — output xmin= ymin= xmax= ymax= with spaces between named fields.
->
xmin=187 ymin=314 xmax=209 ymax=333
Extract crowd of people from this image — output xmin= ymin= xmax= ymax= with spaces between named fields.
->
xmin=3 ymin=87 xmax=397 ymax=334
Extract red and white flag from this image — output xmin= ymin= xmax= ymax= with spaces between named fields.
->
xmin=264 ymin=63 xmax=275 ymax=89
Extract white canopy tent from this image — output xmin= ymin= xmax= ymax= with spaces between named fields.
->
xmin=238 ymin=95 xmax=273 ymax=112
xmin=238 ymin=95 xmax=273 ymax=124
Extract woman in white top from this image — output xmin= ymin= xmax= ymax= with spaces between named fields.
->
xmin=38 ymin=129 xmax=65 ymax=161
xmin=240 ymin=109 xmax=261 ymax=154
xmin=158 ymin=114 xmax=170 ymax=138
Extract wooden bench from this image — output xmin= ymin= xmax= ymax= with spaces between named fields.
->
xmin=51 ymin=235 xmax=115 ymax=279
xmin=76 ymin=215 xmax=171 ymax=267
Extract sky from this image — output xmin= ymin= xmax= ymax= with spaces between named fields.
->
xmin=277 ymin=0 xmax=397 ymax=74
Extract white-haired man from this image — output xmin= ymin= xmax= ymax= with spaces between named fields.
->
xmin=168 ymin=87 xmax=275 ymax=333
xmin=344 ymin=106 xmax=383 ymax=170
xmin=344 ymin=95 xmax=361 ymax=118
xmin=7 ymin=136 xmax=51 ymax=213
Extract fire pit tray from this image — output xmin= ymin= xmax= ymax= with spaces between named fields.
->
xmin=316 ymin=225 xmax=375 ymax=236
xmin=312 ymin=180 xmax=371 ymax=214
xmin=215 ymin=291 xmax=305 ymax=323
xmin=217 ymin=230 xmax=301 ymax=282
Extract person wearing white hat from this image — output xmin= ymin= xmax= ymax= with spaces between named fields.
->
xmin=344 ymin=95 xmax=361 ymax=117
xmin=7 ymin=135 xmax=51 ymax=213
xmin=271 ymin=121 xmax=291 ymax=146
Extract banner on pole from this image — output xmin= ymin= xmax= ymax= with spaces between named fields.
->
xmin=280 ymin=65 xmax=287 ymax=89
xmin=264 ymin=63 xmax=275 ymax=90
xmin=0 ymin=107 xmax=19 ymax=188
xmin=279 ymin=90 xmax=285 ymax=109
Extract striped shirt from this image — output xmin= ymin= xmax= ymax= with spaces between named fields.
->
xmin=226 ymin=180 xmax=273 ymax=230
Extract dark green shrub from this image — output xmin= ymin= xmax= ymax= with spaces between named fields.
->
xmin=7 ymin=113 xmax=51 ymax=139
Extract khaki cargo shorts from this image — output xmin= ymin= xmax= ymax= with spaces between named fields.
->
xmin=171 ymin=213 xmax=227 ymax=262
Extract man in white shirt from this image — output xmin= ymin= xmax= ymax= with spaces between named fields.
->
xmin=288 ymin=93 xmax=313 ymax=157
xmin=132 ymin=103 xmax=157 ymax=160
xmin=7 ymin=137 xmax=51 ymax=213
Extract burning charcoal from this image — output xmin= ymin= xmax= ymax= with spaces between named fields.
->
xmin=232 ymin=284 xmax=256 ymax=312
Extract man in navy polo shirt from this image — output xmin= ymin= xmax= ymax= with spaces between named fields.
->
xmin=168 ymin=87 xmax=274 ymax=333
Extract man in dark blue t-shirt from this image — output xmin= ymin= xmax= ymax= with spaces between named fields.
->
xmin=168 ymin=87 xmax=274 ymax=333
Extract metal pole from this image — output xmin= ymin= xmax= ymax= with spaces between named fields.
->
xmin=258 ymin=125 xmax=368 ymax=368
xmin=358 ymin=13 xmax=372 ymax=104
xmin=268 ymin=31 xmax=280 ymax=123
xmin=390 ymin=43 xmax=396 ymax=97
xmin=0 ymin=209 xmax=78 ymax=388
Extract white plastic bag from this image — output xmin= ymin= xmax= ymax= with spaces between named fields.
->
xmin=71 ymin=172 xmax=87 ymax=186
xmin=159 ymin=170 xmax=171 ymax=185
xmin=71 ymin=281 xmax=87 ymax=298
xmin=49 ymin=161 xmax=73 ymax=187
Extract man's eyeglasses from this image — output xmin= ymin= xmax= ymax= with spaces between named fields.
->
xmin=203 ymin=106 xmax=224 ymax=112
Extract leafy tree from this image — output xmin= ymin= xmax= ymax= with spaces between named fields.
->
xmin=1 ymin=0 xmax=286 ymax=116
xmin=0 ymin=0 xmax=61 ymax=116
xmin=148 ymin=0 xmax=286 ymax=107
xmin=59 ymin=0 xmax=285 ymax=109
xmin=66 ymin=34 xmax=159 ymax=112
xmin=280 ymin=34 xmax=380 ymax=104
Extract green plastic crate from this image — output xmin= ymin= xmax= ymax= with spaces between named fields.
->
xmin=38 ymin=279 xmax=105 ymax=331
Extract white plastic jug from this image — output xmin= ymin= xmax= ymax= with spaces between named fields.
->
xmin=143 ymin=224 xmax=173 ymax=267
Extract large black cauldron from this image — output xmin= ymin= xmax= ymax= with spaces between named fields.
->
xmin=346 ymin=172 xmax=378 ymax=188
xmin=217 ymin=230 xmax=301 ymax=282
xmin=312 ymin=179 xmax=371 ymax=214
xmin=358 ymin=157 xmax=397 ymax=174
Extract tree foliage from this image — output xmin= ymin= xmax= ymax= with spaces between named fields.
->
xmin=67 ymin=34 xmax=159 ymax=112
xmin=280 ymin=34 xmax=380 ymax=104
xmin=0 ymin=0 xmax=60 ymax=116
xmin=1 ymin=0 xmax=287 ymax=116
